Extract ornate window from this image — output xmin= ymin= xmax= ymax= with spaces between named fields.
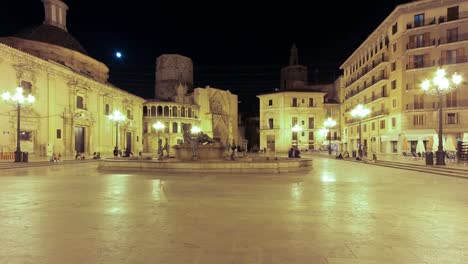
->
xmin=105 ymin=104 xmax=110 ymax=115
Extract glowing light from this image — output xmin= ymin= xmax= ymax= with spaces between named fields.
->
xmin=190 ymin=126 xmax=201 ymax=134
xmin=452 ymin=73 xmax=462 ymax=85
xmin=422 ymin=69 xmax=462 ymax=95
xmin=291 ymin=124 xmax=303 ymax=132
xmin=2 ymin=87 xmax=35 ymax=105
xmin=350 ymin=104 xmax=371 ymax=119
xmin=436 ymin=68 xmax=446 ymax=77
xmin=108 ymin=110 xmax=126 ymax=121
xmin=319 ymin=128 xmax=328 ymax=137
xmin=116 ymin=52 xmax=122 ymax=58
xmin=153 ymin=121 xmax=165 ymax=130
xmin=2 ymin=92 xmax=11 ymax=101
xmin=421 ymin=79 xmax=431 ymax=91
xmin=323 ymin=117 xmax=337 ymax=128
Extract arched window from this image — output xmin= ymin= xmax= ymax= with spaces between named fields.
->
xmin=188 ymin=107 xmax=192 ymax=118
xmin=181 ymin=106 xmax=186 ymax=117
xmin=143 ymin=106 xmax=147 ymax=117
xmin=164 ymin=106 xmax=169 ymax=116
xmin=151 ymin=106 xmax=156 ymax=116
xmin=172 ymin=122 xmax=178 ymax=133
xmin=157 ymin=106 xmax=163 ymax=116
xmin=172 ymin=106 xmax=178 ymax=117
xmin=105 ymin=104 xmax=110 ymax=115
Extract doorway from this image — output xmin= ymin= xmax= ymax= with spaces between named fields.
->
xmin=267 ymin=135 xmax=275 ymax=151
xmin=74 ymin=127 xmax=85 ymax=153
xmin=126 ymin=132 xmax=132 ymax=152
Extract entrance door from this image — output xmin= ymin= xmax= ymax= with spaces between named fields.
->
xmin=74 ymin=127 xmax=85 ymax=153
xmin=126 ymin=132 xmax=132 ymax=152
xmin=267 ymin=135 xmax=275 ymax=151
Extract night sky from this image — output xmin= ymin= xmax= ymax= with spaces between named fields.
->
xmin=2 ymin=0 xmax=411 ymax=114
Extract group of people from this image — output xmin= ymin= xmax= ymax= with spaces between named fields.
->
xmin=49 ymin=153 xmax=62 ymax=162
xmin=288 ymin=148 xmax=301 ymax=158
xmin=113 ymin=147 xmax=134 ymax=158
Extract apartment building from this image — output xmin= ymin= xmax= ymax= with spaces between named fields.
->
xmin=340 ymin=0 xmax=468 ymax=154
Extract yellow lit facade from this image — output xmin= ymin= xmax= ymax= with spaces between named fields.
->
xmin=340 ymin=0 xmax=468 ymax=154
xmin=0 ymin=43 xmax=144 ymax=157
xmin=258 ymin=91 xmax=340 ymax=153
xmin=142 ymin=86 xmax=239 ymax=153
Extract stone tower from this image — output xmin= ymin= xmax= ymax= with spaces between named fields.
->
xmin=155 ymin=54 xmax=193 ymax=100
xmin=280 ymin=44 xmax=308 ymax=90
xmin=42 ymin=0 xmax=69 ymax=31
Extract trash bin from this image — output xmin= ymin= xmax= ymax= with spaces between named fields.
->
xmin=425 ymin=152 xmax=433 ymax=165
xmin=352 ymin=150 xmax=357 ymax=158
xmin=22 ymin=152 xmax=29 ymax=163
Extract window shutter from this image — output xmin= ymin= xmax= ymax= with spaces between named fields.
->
xmin=423 ymin=32 xmax=430 ymax=44
xmin=423 ymin=54 xmax=430 ymax=65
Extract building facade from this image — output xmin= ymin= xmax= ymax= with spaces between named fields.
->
xmin=258 ymin=91 xmax=340 ymax=153
xmin=340 ymin=0 xmax=468 ymax=154
xmin=0 ymin=0 xmax=145 ymax=158
xmin=143 ymin=53 xmax=239 ymax=153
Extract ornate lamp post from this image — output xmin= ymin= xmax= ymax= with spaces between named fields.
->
xmin=421 ymin=68 xmax=462 ymax=165
xmin=2 ymin=87 xmax=35 ymax=162
xmin=351 ymin=104 xmax=371 ymax=159
xmin=190 ymin=126 xmax=201 ymax=159
xmin=109 ymin=110 xmax=126 ymax=154
xmin=153 ymin=121 xmax=165 ymax=159
xmin=291 ymin=124 xmax=303 ymax=149
xmin=323 ymin=117 xmax=337 ymax=155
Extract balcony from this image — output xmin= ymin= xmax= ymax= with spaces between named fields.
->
xmin=438 ymin=33 xmax=468 ymax=45
xmin=439 ymin=56 xmax=468 ymax=65
xmin=406 ymin=17 xmax=436 ymax=30
xmin=345 ymin=109 xmax=389 ymax=124
xmin=406 ymin=60 xmax=435 ymax=70
xmin=438 ymin=11 xmax=468 ymax=24
xmin=406 ymin=39 xmax=436 ymax=50
xmin=363 ymin=91 xmax=389 ymax=104
xmin=344 ymin=74 xmax=388 ymax=100
xmin=405 ymin=100 xmax=468 ymax=111
xmin=345 ymin=55 xmax=389 ymax=87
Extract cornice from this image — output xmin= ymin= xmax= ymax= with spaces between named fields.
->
xmin=0 ymin=43 xmax=145 ymax=103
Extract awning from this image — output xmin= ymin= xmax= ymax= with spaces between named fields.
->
xmin=401 ymin=129 xmax=436 ymax=141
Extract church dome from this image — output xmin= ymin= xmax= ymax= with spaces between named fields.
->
xmin=14 ymin=24 xmax=87 ymax=55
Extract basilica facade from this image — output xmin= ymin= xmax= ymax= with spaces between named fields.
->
xmin=0 ymin=0 xmax=239 ymax=159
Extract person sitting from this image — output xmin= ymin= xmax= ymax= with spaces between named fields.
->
xmin=92 ymin=152 xmax=101 ymax=159
xmin=343 ymin=151 xmax=350 ymax=159
xmin=336 ymin=152 xmax=343 ymax=159
xmin=294 ymin=148 xmax=301 ymax=158
xmin=124 ymin=148 xmax=133 ymax=157
xmin=57 ymin=153 xmax=62 ymax=162
xmin=113 ymin=147 xmax=118 ymax=157
xmin=288 ymin=148 xmax=294 ymax=158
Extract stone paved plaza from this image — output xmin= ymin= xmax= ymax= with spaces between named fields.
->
xmin=1 ymin=158 xmax=467 ymax=264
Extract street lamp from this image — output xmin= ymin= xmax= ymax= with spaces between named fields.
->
xmin=190 ymin=126 xmax=201 ymax=134
xmin=153 ymin=121 xmax=165 ymax=158
xmin=350 ymin=104 xmax=371 ymax=159
xmin=323 ymin=117 xmax=337 ymax=155
xmin=2 ymin=87 xmax=35 ymax=162
xmin=108 ymin=110 xmax=126 ymax=154
xmin=291 ymin=124 xmax=303 ymax=149
xmin=421 ymin=68 xmax=462 ymax=165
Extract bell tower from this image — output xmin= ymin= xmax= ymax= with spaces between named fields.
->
xmin=42 ymin=0 xmax=69 ymax=31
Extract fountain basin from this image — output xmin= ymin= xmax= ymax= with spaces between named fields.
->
xmin=98 ymin=157 xmax=312 ymax=174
